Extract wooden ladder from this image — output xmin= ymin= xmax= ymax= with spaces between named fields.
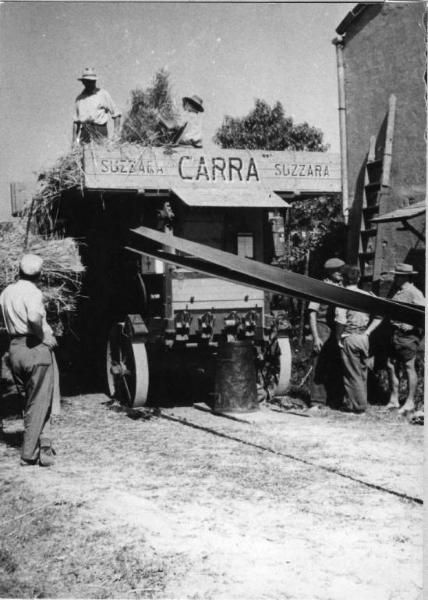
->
xmin=358 ymin=94 xmax=396 ymax=291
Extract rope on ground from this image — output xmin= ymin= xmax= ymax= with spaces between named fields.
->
xmin=0 ymin=501 xmax=61 ymax=529
xmin=160 ymin=413 xmax=423 ymax=506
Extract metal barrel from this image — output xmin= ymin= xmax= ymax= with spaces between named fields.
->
xmin=213 ymin=341 xmax=258 ymax=413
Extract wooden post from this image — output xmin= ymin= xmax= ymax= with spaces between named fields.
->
xmin=381 ymin=94 xmax=396 ymax=187
xmin=333 ymin=35 xmax=349 ymax=224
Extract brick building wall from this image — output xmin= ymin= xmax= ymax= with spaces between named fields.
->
xmin=338 ymin=3 xmax=426 ymax=291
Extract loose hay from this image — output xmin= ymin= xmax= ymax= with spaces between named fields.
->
xmin=0 ymin=221 xmax=84 ymax=331
xmin=29 ymin=147 xmax=84 ymax=234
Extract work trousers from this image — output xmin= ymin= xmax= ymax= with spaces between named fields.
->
xmin=79 ymin=122 xmax=108 ymax=144
xmin=340 ymin=333 xmax=370 ymax=413
xmin=9 ymin=336 xmax=54 ymax=461
xmin=310 ymin=322 xmax=343 ymax=407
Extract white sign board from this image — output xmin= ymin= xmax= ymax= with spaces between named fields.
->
xmin=83 ymin=145 xmax=341 ymax=195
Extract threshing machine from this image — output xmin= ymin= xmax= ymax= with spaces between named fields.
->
xmin=64 ymin=143 xmax=422 ymax=408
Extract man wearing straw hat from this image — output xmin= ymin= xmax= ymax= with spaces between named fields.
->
xmin=385 ymin=263 xmax=425 ymax=414
xmin=0 ymin=254 xmax=57 ymax=466
xmin=73 ymin=67 xmax=121 ymax=145
xmin=157 ymin=94 xmax=204 ymax=147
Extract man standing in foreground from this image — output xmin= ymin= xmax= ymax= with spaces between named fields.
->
xmin=73 ymin=67 xmax=121 ymax=144
xmin=0 ymin=255 xmax=57 ymax=466
xmin=335 ymin=265 xmax=382 ymax=414
xmin=307 ymin=258 xmax=345 ymax=413
xmin=385 ymin=263 xmax=425 ymax=414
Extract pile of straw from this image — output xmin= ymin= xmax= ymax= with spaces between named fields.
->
xmin=0 ymin=221 xmax=85 ymax=332
xmin=29 ymin=147 xmax=84 ymax=233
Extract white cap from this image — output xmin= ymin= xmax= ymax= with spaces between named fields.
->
xmin=20 ymin=254 xmax=43 ymax=276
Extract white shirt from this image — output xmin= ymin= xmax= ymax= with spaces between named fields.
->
xmin=179 ymin=111 xmax=203 ymax=147
xmin=335 ymin=285 xmax=375 ymax=336
xmin=0 ymin=280 xmax=52 ymax=337
xmin=74 ymin=87 xmax=121 ymax=125
xmin=391 ymin=281 xmax=425 ymax=332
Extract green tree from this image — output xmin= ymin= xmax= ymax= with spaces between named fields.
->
xmin=121 ymin=69 xmax=178 ymax=145
xmin=214 ymin=99 xmax=327 ymax=151
xmin=279 ymin=196 xmax=346 ymax=276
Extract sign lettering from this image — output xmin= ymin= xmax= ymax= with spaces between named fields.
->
xmin=178 ymin=156 xmax=260 ymax=182
xmin=274 ymin=163 xmax=330 ymax=177
xmin=100 ymin=158 xmax=164 ymax=175
xmin=84 ymin=147 xmax=341 ymax=194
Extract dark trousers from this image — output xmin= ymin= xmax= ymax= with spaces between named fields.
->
xmin=79 ymin=122 xmax=108 ymax=144
xmin=8 ymin=337 xmax=54 ymax=461
xmin=310 ymin=323 xmax=343 ymax=407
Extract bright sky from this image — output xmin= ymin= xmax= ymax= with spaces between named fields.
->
xmin=0 ymin=1 xmax=351 ymax=220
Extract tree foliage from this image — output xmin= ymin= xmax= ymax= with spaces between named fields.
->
xmin=214 ymin=99 xmax=328 ymax=152
xmin=277 ymin=196 xmax=346 ymax=277
xmin=121 ymin=69 xmax=178 ymax=145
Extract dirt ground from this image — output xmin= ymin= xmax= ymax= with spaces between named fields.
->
xmin=0 ymin=388 xmax=423 ymax=600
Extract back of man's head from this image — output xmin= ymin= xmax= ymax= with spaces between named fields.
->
xmin=342 ymin=264 xmax=360 ymax=286
xmin=19 ymin=254 xmax=43 ymax=281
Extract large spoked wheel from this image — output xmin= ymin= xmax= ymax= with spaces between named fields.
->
xmin=106 ymin=322 xmax=149 ymax=407
xmin=274 ymin=336 xmax=292 ymax=395
xmin=258 ymin=335 xmax=292 ymax=399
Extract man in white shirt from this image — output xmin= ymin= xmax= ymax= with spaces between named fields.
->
xmin=73 ymin=68 xmax=121 ymax=144
xmin=385 ymin=263 xmax=425 ymax=414
xmin=335 ymin=265 xmax=382 ymax=414
xmin=0 ymin=255 xmax=57 ymax=466
xmin=158 ymin=95 xmax=204 ymax=147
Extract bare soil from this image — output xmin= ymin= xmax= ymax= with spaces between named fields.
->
xmin=0 ymin=390 xmax=423 ymax=600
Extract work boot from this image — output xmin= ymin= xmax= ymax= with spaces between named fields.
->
xmin=39 ymin=444 xmax=56 ymax=467
xmin=306 ymin=404 xmax=328 ymax=416
xmin=20 ymin=457 xmax=38 ymax=467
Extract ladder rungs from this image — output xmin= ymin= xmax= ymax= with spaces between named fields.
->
xmin=365 ymin=182 xmax=381 ymax=191
xmin=363 ymin=205 xmax=379 ymax=214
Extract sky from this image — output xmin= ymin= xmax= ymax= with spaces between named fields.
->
xmin=0 ymin=1 xmax=352 ymax=220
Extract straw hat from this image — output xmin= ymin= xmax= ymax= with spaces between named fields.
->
xmin=20 ymin=254 xmax=43 ymax=276
xmin=182 ymin=95 xmax=204 ymax=112
xmin=391 ymin=263 xmax=418 ymax=275
xmin=324 ymin=258 xmax=345 ymax=270
xmin=78 ymin=67 xmax=97 ymax=81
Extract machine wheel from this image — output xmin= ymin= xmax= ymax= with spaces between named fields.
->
xmin=106 ymin=322 xmax=150 ymax=407
xmin=274 ymin=336 xmax=292 ymax=396
xmin=258 ymin=335 xmax=292 ymax=399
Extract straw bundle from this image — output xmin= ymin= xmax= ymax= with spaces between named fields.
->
xmin=0 ymin=221 xmax=85 ymax=333
xmin=29 ymin=147 xmax=84 ymax=233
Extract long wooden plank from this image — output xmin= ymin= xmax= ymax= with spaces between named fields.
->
xmin=127 ymin=227 xmax=425 ymax=328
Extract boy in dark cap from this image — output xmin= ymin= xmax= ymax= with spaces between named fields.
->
xmin=307 ymin=258 xmax=345 ymax=413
